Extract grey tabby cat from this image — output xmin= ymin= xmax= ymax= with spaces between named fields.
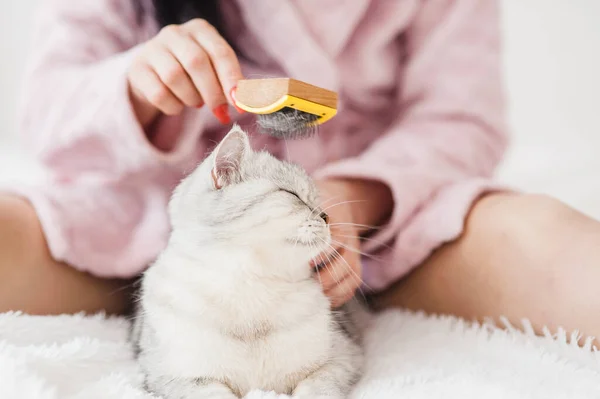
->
xmin=131 ymin=125 xmax=364 ymax=399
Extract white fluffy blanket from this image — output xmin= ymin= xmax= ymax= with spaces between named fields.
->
xmin=2 ymin=310 xmax=600 ymax=399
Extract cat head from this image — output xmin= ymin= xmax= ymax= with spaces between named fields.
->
xmin=169 ymin=125 xmax=331 ymax=266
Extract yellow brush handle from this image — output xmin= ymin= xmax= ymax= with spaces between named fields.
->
xmin=234 ymin=94 xmax=337 ymax=125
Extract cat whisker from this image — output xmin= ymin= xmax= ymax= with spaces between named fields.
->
xmin=328 ymin=222 xmax=382 ymax=231
xmin=128 ymin=313 xmax=148 ymax=322
xmin=317 ymin=238 xmax=373 ymax=296
xmin=329 ymin=239 xmax=384 ymax=262
xmin=318 ymin=247 xmax=351 ymax=294
xmin=106 ymin=280 xmax=141 ymax=297
xmin=311 ymin=195 xmax=342 ymax=218
xmin=335 ymin=234 xmax=394 ymax=251
xmin=308 ymin=242 xmax=324 ymax=288
xmin=317 ymin=195 xmax=340 ymax=208
xmin=313 ymin=249 xmax=338 ymax=284
xmin=320 ymin=253 xmax=339 ymax=285
xmin=326 ymin=253 xmax=345 ymax=286
xmin=309 ymin=199 xmax=370 ymax=232
xmin=319 ymin=199 xmax=368 ymax=215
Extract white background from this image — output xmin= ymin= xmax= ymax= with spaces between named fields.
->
xmin=1 ymin=1 xmax=599 ymax=218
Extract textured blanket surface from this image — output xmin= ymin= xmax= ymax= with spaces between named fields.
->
xmin=2 ymin=310 xmax=600 ymax=399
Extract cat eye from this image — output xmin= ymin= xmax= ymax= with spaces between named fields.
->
xmin=319 ymin=212 xmax=329 ymax=224
xmin=281 ymin=189 xmax=301 ymax=201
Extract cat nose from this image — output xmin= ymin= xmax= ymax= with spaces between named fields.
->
xmin=319 ymin=212 xmax=329 ymax=224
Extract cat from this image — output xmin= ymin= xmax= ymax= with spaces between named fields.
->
xmin=131 ymin=125 xmax=364 ymax=399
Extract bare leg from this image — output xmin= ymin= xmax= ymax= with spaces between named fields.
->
xmin=0 ymin=195 xmax=133 ymax=315
xmin=372 ymin=193 xmax=600 ymax=339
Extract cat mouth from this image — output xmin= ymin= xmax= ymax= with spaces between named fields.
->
xmin=286 ymin=237 xmax=326 ymax=247
xmin=291 ymin=222 xmax=331 ymax=252
xmin=286 ymin=235 xmax=330 ymax=253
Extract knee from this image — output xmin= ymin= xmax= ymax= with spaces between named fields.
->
xmin=0 ymin=195 xmax=47 ymax=265
xmin=0 ymin=195 xmax=41 ymax=235
xmin=0 ymin=195 xmax=36 ymax=225
xmin=467 ymin=193 xmax=584 ymax=265
xmin=499 ymin=193 xmax=579 ymax=233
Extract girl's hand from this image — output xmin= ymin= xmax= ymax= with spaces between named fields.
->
xmin=313 ymin=179 xmax=393 ymax=308
xmin=313 ymin=180 xmax=363 ymax=308
xmin=127 ymin=19 xmax=243 ymax=127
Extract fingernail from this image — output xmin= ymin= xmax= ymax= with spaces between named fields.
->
xmin=212 ymin=104 xmax=231 ymax=124
xmin=230 ymin=87 xmax=246 ymax=114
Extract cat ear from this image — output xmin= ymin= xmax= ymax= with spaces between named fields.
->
xmin=211 ymin=125 xmax=250 ymax=189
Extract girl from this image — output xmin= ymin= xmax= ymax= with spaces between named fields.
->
xmin=2 ymin=0 xmax=600 ymax=340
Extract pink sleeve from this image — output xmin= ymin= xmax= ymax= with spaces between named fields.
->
xmin=315 ymin=1 xmax=509 ymax=290
xmin=8 ymin=0 xmax=203 ymax=278
xmin=18 ymin=0 xmax=193 ymax=178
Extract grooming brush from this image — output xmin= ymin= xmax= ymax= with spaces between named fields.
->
xmin=231 ymin=78 xmax=338 ymax=139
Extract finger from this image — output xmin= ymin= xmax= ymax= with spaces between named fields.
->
xmin=313 ymin=245 xmax=344 ymax=278
xmin=170 ymin=37 xmax=227 ymax=115
xmin=183 ymin=19 xmax=243 ymax=103
xmin=318 ymin=258 xmax=351 ymax=291
xmin=146 ymin=42 xmax=203 ymax=108
xmin=130 ymin=63 xmax=184 ymax=116
xmin=326 ymin=275 xmax=359 ymax=308
xmin=310 ymin=237 xmax=347 ymax=268
xmin=327 ymin=251 xmax=363 ymax=293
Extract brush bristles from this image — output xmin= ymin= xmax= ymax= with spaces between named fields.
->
xmin=256 ymin=107 xmax=319 ymax=139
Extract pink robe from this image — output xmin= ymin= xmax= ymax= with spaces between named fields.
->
xmin=10 ymin=0 xmax=507 ymax=291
